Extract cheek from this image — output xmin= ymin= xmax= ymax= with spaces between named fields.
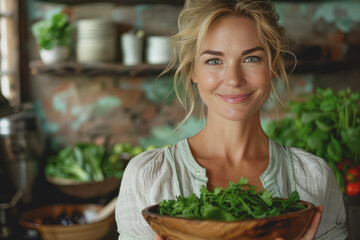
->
xmin=247 ymin=67 xmax=271 ymax=89
xmin=195 ymin=68 xmax=222 ymax=92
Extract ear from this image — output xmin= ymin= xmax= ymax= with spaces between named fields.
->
xmin=191 ymin=72 xmax=197 ymax=84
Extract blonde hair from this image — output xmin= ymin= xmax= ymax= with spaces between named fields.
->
xmin=161 ymin=0 xmax=292 ymax=126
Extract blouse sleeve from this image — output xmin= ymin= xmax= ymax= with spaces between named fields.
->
xmin=315 ymin=165 xmax=348 ymax=240
xmin=115 ymin=148 xmax=178 ymax=240
xmin=291 ymin=148 xmax=348 ymax=240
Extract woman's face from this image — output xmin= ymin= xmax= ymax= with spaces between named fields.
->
xmin=193 ymin=16 xmax=271 ymax=121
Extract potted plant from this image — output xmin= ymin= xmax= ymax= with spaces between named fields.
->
xmin=31 ymin=12 xmax=73 ymax=64
xmin=264 ymin=88 xmax=360 ymax=196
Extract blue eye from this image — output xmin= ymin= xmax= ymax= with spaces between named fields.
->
xmin=206 ymin=59 xmax=221 ymax=65
xmin=244 ymin=56 xmax=260 ymax=63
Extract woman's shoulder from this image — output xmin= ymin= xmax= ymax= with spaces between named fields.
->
xmin=288 ymin=146 xmax=333 ymax=179
xmin=124 ymin=147 xmax=170 ymax=176
xmin=120 ymin=145 xmax=180 ymax=203
xmin=125 ymin=139 xmax=190 ymax=173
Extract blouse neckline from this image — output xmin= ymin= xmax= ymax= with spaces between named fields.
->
xmin=179 ymin=137 xmax=277 ymax=188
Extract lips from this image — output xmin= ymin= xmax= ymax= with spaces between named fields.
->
xmin=218 ymin=92 xmax=253 ymax=103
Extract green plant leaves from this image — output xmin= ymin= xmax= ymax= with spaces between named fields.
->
xmin=341 ymin=128 xmax=360 ymax=154
xmin=259 ymin=190 xmax=273 ymax=207
xmin=263 ymin=88 xmax=360 ymax=192
xmin=31 ymin=12 xmax=73 ymax=50
xmin=315 ymin=119 xmax=333 ymax=132
xmin=326 ymin=136 xmax=342 ymax=162
xmin=45 ymin=142 xmax=142 ymax=181
xmin=159 ymin=178 xmax=305 ymax=221
xmin=202 ymin=205 xmax=237 ymax=221
xmin=301 ymin=112 xmax=322 ymax=123
xmin=320 ymin=99 xmax=336 ymax=112
xmin=307 ymin=130 xmax=324 ymax=150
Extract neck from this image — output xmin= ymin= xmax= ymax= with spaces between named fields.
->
xmin=189 ymin=110 xmax=269 ymax=166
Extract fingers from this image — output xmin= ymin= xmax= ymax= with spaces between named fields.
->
xmin=300 ymin=205 xmax=323 ymax=240
xmin=154 ymin=233 xmax=164 ymax=240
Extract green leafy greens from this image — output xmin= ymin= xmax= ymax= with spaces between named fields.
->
xmin=264 ymin=88 xmax=360 ymax=193
xmin=159 ymin=178 xmax=305 ymax=221
xmin=45 ymin=142 xmax=146 ymax=182
xmin=31 ymin=12 xmax=73 ymax=50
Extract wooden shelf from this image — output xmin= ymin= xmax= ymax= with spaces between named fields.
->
xmin=35 ymin=0 xmax=184 ymax=6
xmin=29 ymin=60 xmax=169 ymax=77
xmin=30 ymin=58 xmax=352 ymax=77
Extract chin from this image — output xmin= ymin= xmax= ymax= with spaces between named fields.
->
xmin=220 ymin=106 xmax=262 ymax=121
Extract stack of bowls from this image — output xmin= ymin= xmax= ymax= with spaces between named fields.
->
xmin=76 ymin=19 xmax=116 ymax=63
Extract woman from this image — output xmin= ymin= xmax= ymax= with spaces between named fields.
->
xmin=116 ymin=0 xmax=348 ymax=239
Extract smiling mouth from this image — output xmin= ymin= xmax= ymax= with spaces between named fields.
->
xmin=218 ymin=92 xmax=253 ymax=104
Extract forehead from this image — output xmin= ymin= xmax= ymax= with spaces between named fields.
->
xmin=200 ymin=15 xmax=262 ymax=51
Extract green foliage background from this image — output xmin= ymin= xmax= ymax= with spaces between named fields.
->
xmin=264 ymin=88 xmax=360 ymax=193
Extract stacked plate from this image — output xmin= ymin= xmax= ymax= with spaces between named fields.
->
xmin=76 ymin=19 xmax=116 ymax=63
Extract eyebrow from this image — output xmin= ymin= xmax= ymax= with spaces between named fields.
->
xmin=242 ymin=46 xmax=265 ymax=56
xmin=200 ymin=46 xmax=265 ymax=56
xmin=200 ymin=50 xmax=224 ymax=56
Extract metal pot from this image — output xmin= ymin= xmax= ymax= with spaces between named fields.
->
xmin=0 ymin=105 xmax=44 ymax=204
xmin=0 ymin=190 xmax=22 ymax=238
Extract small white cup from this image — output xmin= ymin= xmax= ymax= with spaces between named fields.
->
xmin=146 ymin=36 xmax=171 ymax=64
xmin=121 ymin=33 xmax=143 ymax=65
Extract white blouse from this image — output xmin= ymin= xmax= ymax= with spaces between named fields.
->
xmin=116 ymin=138 xmax=348 ymax=240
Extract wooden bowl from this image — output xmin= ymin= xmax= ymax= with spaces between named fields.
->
xmin=19 ymin=203 xmax=115 ymax=240
xmin=142 ymin=200 xmax=316 ymax=240
xmin=46 ymin=176 xmax=121 ymax=199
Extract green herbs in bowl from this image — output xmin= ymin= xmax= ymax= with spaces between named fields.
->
xmin=45 ymin=142 xmax=143 ymax=198
xmin=142 ymin=178 xmax=316 ymax=240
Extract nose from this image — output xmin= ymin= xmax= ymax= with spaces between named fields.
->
xmin=223 ymin=63 xmax=246 ymax=87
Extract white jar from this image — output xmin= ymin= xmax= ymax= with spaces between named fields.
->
xmin=146 ymin=36 xmax=171 ymax=64
xmin=121 ymin=33 xmax=143 ymax=65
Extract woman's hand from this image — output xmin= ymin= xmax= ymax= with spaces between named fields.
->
xmin=276 ymin=205 xmax=323 ymax=240
xmin=154 ymin=233 xmax=164 ymax=240
xmin=154 ymin=206 xmax=323 ymax=240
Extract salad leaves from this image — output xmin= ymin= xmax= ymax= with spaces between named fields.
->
xmin=45 ymin=142 xmax=145 ymax=182
xmin=159 ymin=178 xmax=305 ymax=221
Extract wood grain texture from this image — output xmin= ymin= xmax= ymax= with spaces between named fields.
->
xmin=142 ymin=200 xmax=316 ymax=240
xmin=19 ymin=203 xmax=115 ymax=240
xmin=46 ymin=176 xmax=121 ymax=199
